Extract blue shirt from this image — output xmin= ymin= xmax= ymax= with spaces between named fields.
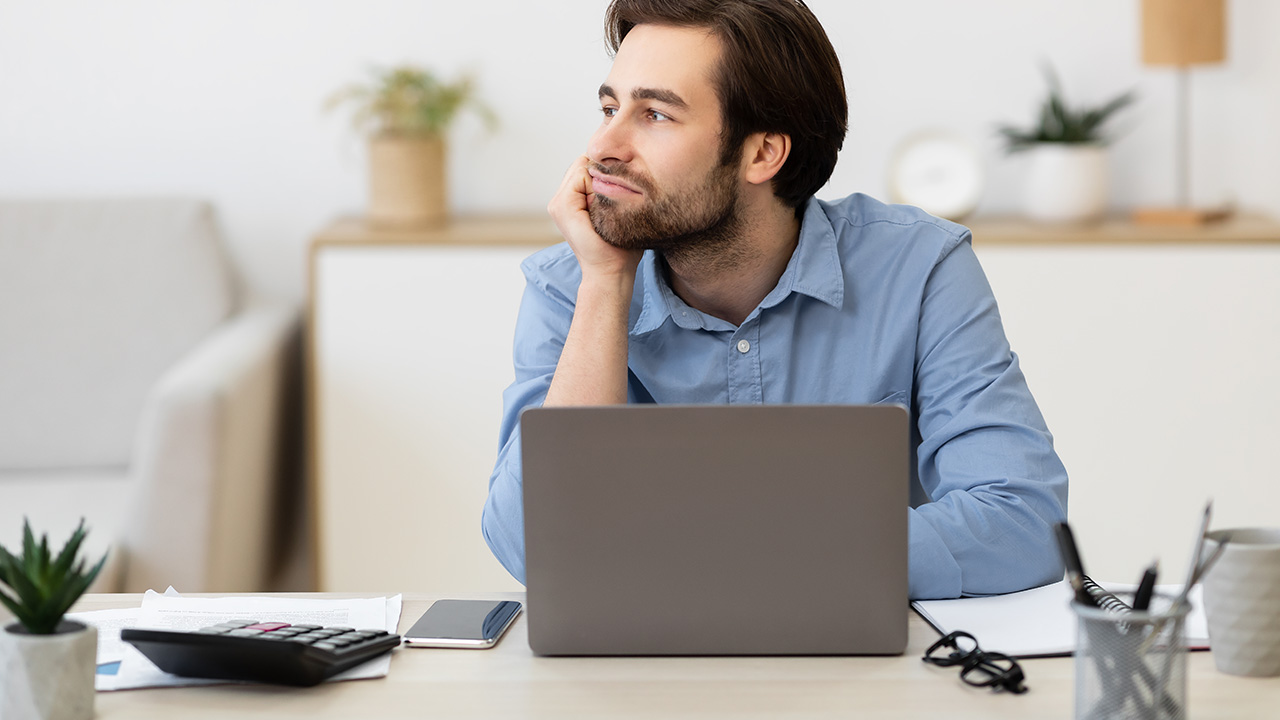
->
xmin=482 ymin=193 xmax=1068 ymax=599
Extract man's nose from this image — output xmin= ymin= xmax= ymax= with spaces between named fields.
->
xmin=588 ymin=116 xmax=635 ymax=166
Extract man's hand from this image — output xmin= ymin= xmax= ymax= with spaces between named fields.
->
xmin=542 ymin=155 xmax=641 ymax=408
xmin=548 ymin=155 xmax=642 ymax=280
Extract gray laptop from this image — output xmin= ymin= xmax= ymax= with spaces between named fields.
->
xmin=520 ymin=404 xmax=908 ymax=656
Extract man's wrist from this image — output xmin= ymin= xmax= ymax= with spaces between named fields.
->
xmin=578 ymin=265 xmax=639 ymax=300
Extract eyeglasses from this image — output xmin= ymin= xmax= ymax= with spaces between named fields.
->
xmin=922 ymin=630 xmax=1028 ymax=694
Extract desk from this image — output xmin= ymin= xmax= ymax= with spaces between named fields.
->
xmin=79 ymin=592 xmax=1279 ymax=719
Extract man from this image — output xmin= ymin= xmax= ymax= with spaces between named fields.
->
xmin=482 ymin=0 xmax=1067 ymax=599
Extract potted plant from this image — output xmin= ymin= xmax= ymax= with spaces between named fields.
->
xmin=0 ymin=519 xmax=106 ymax=720
xmin=327 ymin=65 xmax=496 ymax=229
xmin=998 ymin=66 xmax=1135 ymax=224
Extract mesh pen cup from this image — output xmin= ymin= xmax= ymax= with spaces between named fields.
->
xmin=1073 ymin=593 xmax=1189 ymax=720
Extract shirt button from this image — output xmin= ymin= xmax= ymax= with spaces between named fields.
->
xmin=737 ymin=339 xmax=751 ymax=354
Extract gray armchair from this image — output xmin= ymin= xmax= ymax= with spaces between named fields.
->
xmin=0 ymin=198 xmax=302 ymax=592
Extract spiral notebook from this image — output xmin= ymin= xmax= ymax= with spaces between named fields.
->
xmin=911 ymin=579 xmax=1210 ymax=659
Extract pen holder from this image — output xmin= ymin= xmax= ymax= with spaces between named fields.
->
xmin=1073 ymin=593 xmax=1189 ymax=720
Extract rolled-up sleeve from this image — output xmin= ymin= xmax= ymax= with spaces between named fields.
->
xmin=906 ymin=233 xmax=1068 ymax=599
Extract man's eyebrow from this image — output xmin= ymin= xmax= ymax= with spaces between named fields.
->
xmin=632 ymin=87 xmax=688 ymax=110
xmin=597 ymin=84 xmax=689 ymax=110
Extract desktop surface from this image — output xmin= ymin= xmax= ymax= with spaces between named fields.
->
xmin=77 ymin=592 xmax=1278 ymax=719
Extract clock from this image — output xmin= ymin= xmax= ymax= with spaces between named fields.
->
xmin=887 ymin=131 xmax=985 ymax=221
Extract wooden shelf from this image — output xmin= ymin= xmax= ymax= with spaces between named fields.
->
xmin=313 ymin=214 xmax=561 ymax=248
xmin=966 ymin=213 xmax=1280 ymax=246
xmin=313 ymin=212 xmax=1280 ymax=249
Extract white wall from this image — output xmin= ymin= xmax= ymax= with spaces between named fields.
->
xmin=3 ymin=1 xmax=1278 ymax=587
xmin=2 ymin=1 xmax=1277 ymax=303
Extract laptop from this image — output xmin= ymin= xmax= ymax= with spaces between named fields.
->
xmin=520 ymin=404 xmax=909 ymax=656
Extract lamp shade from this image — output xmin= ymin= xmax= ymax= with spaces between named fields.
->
xmin=1142 ymin=0 xmax=1227 ymax=66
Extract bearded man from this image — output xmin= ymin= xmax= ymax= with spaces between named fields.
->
xmin=482 ymin=0 xmax=1068 ymax=600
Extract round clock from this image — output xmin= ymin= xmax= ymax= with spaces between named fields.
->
xmin=887 ymin=131 xmax=985 ymax=221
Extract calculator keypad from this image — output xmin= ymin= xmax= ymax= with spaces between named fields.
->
xmin=194 ymin=620 xmax=394 ymax=654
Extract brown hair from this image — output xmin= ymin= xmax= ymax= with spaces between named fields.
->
xmin=604 ymin=0 xmax=848 ymax=211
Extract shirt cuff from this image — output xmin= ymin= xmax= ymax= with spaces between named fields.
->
xmin=908 ymin=507 xmax=963 ymax=599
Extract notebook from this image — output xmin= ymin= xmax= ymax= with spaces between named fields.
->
xmin=912 ymin=579 xmax=1210 ymax=659
xmin=520 ymin=404 xmax=910 ymax=656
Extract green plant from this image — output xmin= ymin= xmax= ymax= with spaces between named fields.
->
xmin=325 ymin=65 xmax=497 ymax=138
xmin=0 ymin=518 xmax=106 ymax=635
xmin=998 ymin=65 xmax=1135 ymax=153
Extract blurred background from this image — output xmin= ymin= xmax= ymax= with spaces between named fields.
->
xmin=2 ymin=0 xmax=1276 ymax=302
xmin=1 ymin=1 xmax=1277 ymax=595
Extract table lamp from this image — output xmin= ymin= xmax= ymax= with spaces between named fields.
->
xmin=1133 ymin=0 xmax=1232 ymax=225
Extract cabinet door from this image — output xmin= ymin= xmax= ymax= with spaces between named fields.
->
xmin=315 ymin=245 xmax=533 ymax=592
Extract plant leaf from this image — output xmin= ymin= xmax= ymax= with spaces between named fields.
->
xmin=21 ymin=519 xmax=38 ymax=581
xmin=0 ymin=518 xmax=107 ymax=634
xmin=997 ymin=62 xmax=1136 ymax=151
xmin=0 ymin=586 xmax=34 ymax=628
xmin=50 ymin=518 xmax=88 ymax=580
xmin=326 ymin=64 xmax=495 ymax=139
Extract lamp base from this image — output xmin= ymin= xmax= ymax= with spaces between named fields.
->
xmin=1131 ymin=205 xmax=1233 ymax=226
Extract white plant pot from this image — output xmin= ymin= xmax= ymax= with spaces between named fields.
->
xmin=1022 ymin=144 xmax=1108 ymax=224
xmin=0 ymin=620 xmax=96 ymax=720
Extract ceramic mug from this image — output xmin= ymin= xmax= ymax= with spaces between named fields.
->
xmin=1201 ymin=528 xmax=1280 ymax=677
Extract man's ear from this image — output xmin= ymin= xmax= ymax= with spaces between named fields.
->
xmin=742 ymin=132 xmax=791 ymax=186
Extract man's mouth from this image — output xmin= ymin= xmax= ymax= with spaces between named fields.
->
xmin=588 ymin=167 xmax=643 ymax=198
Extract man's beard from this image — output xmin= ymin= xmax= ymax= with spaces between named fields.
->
xmin=588 ymin=159 xmax=744 ymax=269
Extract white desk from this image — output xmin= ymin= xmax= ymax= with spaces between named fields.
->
xmin=79 ymin=592 xmax=1280 ymax=719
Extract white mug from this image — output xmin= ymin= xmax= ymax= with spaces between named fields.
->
xmin=1201 ymin=528 xmax=1280 ymax=677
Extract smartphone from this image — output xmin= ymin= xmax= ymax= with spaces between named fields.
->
xmin=402 ymin=599 xmax=522 ymax=648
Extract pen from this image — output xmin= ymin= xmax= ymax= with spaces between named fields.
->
xmin=1170 ymin=500 xmax=1215 ymax=615
xmin=1133 ymin=560 xmax=1159 ymax=612
xmin=1180 ymin=501 xmax=1212 ymax=593
xmin=1191 ymin=534 xmax=1229 ymax=587
xmin=1053 ymin=522 xmax=1099 ymax=607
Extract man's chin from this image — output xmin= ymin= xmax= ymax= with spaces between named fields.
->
xmin=590 ymin=206 xmax=651 ymax=251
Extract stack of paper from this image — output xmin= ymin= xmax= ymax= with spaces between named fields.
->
xmin=911 ymin=580 xmax=1208 ymax=658
xmin=69 ymin=590 xmax=402 ymax=691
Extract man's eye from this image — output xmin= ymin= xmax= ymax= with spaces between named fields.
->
xmin=647 ymin=110 xmax=670 ymax=122
xmin=601 ymin=107 xmax=618 ymax=118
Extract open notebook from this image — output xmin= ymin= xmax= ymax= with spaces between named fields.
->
xmin=912 ymin=579 xmax=1210 ymax=659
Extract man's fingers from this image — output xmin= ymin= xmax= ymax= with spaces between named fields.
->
xmin=557 ymin=155 xmax=591 ymax=193
xmin=551 ymin=157 xmax=594 ymax=217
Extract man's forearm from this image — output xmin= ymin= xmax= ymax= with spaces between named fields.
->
xmin=544 ymin=272 xmax=635 ymax=407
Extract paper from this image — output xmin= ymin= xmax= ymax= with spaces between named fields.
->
xmin=68 ymin=587 xmax=182 ymax=667
xmin=911 ymin=580 xmax=1208 ymax=658
xmin=66 ymin=608 xmax=143 ymax=666
xmin=75 ymin=592 xmax=401 ymax=691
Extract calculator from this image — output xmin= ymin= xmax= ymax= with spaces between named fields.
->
xmin=121 ymin=620 xmax=402 ymax=686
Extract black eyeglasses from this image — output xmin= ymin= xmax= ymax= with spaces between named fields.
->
xmin=922 ymin=630 xmax=1028 ymax=694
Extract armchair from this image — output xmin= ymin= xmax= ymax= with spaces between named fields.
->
xmin=0 ymin=198 xmax=302 ymax=592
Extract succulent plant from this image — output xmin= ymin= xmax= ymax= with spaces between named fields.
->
xmin=325 ymin=65 xmax=497 ymax=138
xmin=998 ymin=64 xmax=1135 ymax=153
xmin=0 ymin=518 xmax=107 ymax=635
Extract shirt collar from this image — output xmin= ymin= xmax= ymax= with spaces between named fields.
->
xmin=628 ymin=197 xmax=845 ymax=337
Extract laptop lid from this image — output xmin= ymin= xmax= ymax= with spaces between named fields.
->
xmin=521 ymin=404 xmax=908 ymax=656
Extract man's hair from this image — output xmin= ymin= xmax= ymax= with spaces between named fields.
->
xmin=604 ymin=0 xmax=848 ymax=211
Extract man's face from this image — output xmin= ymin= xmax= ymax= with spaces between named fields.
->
xmin=587 ymin=24 xmax=741 ymax=253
